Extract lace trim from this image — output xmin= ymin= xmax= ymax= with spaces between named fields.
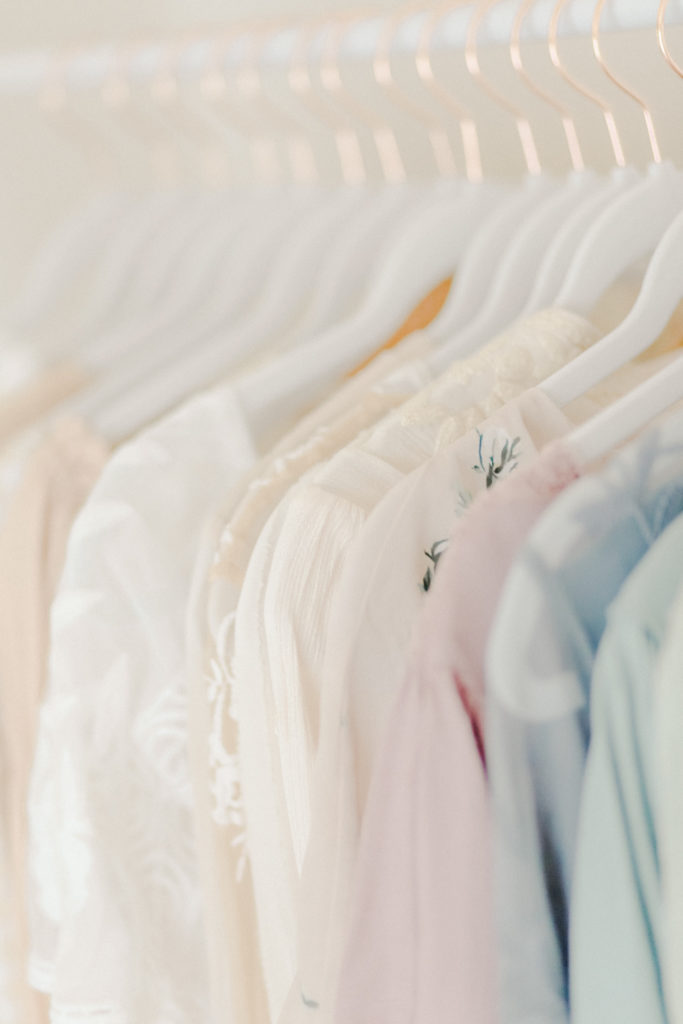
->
xmin=205 ymin=384 xmax=422 ymax=849
xmin=206 ymin=612 xmax=248 ymax=882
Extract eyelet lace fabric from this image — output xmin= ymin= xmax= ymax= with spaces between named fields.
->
xmin=27 ymin=387 xmax=257 ymax=1024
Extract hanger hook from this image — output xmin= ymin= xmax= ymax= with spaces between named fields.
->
xmin=249 ymin=20 xmax=323 ymax=184
xmin=38 ymin=44 xmax=120 ymax=181
xmin=373 ymin=6 xmax=459 ymax=179
xmin=549 ymin=0 xmax=624 ymax=167
xmin=657 ymin=0 xmax=683 ymax=79
xmin=511 ymin=0 xmax=584 ymax=171
xmin=466 ymin=0 xmax=542 ymax=177
xmin=194 ymin=27 xmax=281 ymax=186
xmin=592 ymin=0 xmax=661 ymax=164
xmin=229 ymin=21 xmax=307 ymax=184
xmin=149 ymin=35 xmax=184 ymax=106
xmin=288 ymin=19 xmax=366 ymax=185
xmin=414 ymin=3 xmax=482 ymax=183
xmin=320 ymin=15 xmax=406 ymax=184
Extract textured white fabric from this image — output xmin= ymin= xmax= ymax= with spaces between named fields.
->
xmin=230 ymin=308 xmax=600 ymax=1024
xmin=27 ymin=384 xmax=258 ymax=1024
xmin=187 ymin=339 xmax=433 ymax=1024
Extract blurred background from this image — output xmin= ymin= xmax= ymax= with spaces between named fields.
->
xmin=1 ymin=1 xmax=682 ymax=308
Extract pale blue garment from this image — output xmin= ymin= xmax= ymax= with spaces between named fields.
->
xmin=570 ymin=512 xmax=683 ymax=1024
xmin=485 ymin=410 xmax=683 ymax=1024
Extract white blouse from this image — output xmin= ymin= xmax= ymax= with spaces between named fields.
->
xmin=28 ymin=384 xmax=258 ymax=1024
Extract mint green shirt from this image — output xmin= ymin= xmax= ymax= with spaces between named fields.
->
xmin=570 ymin=511 xmax=683 ymax=1024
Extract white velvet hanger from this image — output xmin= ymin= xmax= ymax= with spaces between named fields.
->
xmin=81 ymin=187 xmax=309 ymax=370
xmin=568 ymin=352 xmax=683 ymax=466
xmin=552 ymin=160 xmax=683 ymax=316
xmin=551 ymin=0 xmax=683 ymax=318
xmin=67 ymin=192 xmax=235 ymax=351
xmin=525 ymin=0 xmax=642 ymax=312
xmin=545 ymin=0 xmax=683 ymax=417
xmin=409 ymin=2 xmax=559 ymax=340
xmin=525 ymin=167 xmax=639 ymax=311
xmin=432 ymin=171 xmax=603 ymax=369
xmin=292 ymin=184 xmax=425 ymax=339
xmin=87 ymin=13 xmax=508 ymax=441
xmin=41 ymin=48 xmax=234 ymax=357
xmin=2 ymin=192 xmax=130 ymax=337
xmin=67 ymin=186 xmax=341 ymax=427
xmin=429 ymin=0 xmax=603 ymax=370
xmin=95 ymin=178 xmax=495 ymax=442
xmin=544 ymin=204 xmax=683 ymax=407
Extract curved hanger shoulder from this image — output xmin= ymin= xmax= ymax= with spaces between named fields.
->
xmin=543 ymin=204 xmax=683 ymax=407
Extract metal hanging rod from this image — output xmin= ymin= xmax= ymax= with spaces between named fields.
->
xmin=0 ymin=0 xmax=681 ymax=98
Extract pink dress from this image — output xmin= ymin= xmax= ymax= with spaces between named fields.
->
xmin=334 ymin=439 xmax=581 ymax=1024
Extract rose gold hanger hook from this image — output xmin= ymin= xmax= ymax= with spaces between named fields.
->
xmin=549 ymin=0 xmax=625 ymax=167
xmin=100 ymin=35 xmax=196 ymax=184
xmin=202 ymin=22 xmax=289 ymax=184
xmin=374 ymin=6 xmax=459 ymax=178
xmin=288 ymin=19 xmax=366 ymax=185
xmin=38 ymin=43 xmax=117 ymax=180
xmin=511 ymin=0 xmax=583 ymax=171
xmin=466 ymin=0 xmax=542 ymax=176
xmin=243 ymin=20 xmax=322 ymax=184
xmin=657 ymin=0 xmax=683 ymax=79
xmin=320 ymin=14 xmax=406 ymax=184
xmin=416 ymin=3 xmax=482 ymax=183
xmin=190 ymin=27 xmax=268 ymax=185
xmin=593 ymin=0 xmax=661 ymax=164
xmin=148 ymin=32 xmax=241 ymax=187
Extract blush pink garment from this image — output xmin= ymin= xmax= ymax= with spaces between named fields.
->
xmin=334 ymin=438 xmax=581 ymax=1024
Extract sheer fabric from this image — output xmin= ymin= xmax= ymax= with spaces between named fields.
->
xmin=230 ymin=308 xmax=600 ymax=1022
xmin=188 ymin=338 xmax=432 ymax=1024
xmin=335 ymin=435 xmax=581 ymax=1024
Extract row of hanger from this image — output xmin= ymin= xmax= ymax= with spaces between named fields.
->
xmin=2 ymin=0 xmax=683 ymax=468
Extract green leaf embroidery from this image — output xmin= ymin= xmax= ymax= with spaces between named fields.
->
xmin=421 ymin=538 xmax=449 ymax=592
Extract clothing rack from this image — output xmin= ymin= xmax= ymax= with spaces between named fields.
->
xmin=0 ymin=0 xmax=682 ymax=99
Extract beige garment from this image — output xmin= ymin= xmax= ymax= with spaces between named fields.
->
xmin=0 ymin=417 xmax=107 ymax=1024
xmin=187 ymin=336 xmax=433 ymax=1024
xmin=0 ymin=363 xmax=89 ymax=453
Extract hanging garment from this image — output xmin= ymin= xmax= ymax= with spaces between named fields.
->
xmin=27 ymin=384 xmax=258 ymax=1024
xmin=570 ymin=514 xmax=683 ymax=1024
xmin=25 ymin=252 xmax=452 ymax=1024
xmin=485 ymin=407 xmax=683 ymax=1024
xmin=334 ymin=435 xmax=582 ymax=1024
xmin=232 ymin=308 xmax=601 ymax=1023
xmin=187 ymin=336 xmax=433 ymax=1024
xmin=655 ymin=574 xmax=683 ymax=1024
xmin=0 ymin=417 xmax=107 ymax=1024
xmin=0 ymin=364 xmax=90 ymax=453
xmin=327 ymin=339 xmax=683 ymax=1019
